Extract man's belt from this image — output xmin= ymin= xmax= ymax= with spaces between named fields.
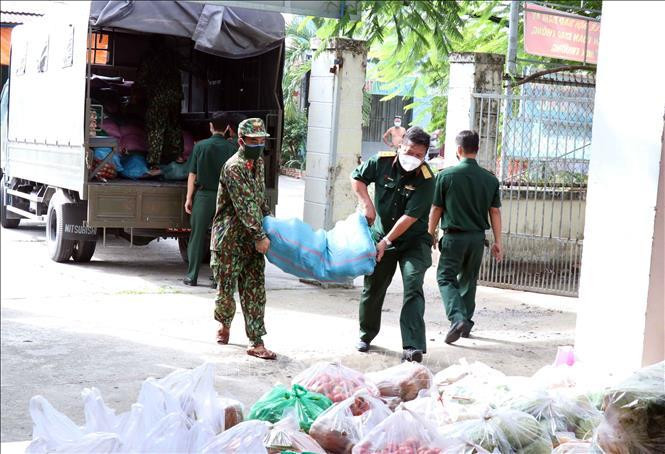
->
xmin=443 ymin=228 xmax=465 ymax=234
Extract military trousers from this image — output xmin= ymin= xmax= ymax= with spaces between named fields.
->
xmin=146 ymin=102 xmax=183 ymax=165
xmin=359 ymin=238 xmax=432 ymax=352
xmin=436 ymin=231 xmax=485 ymax=326
xmin=186 ymin=190 xmax=216 ymax=282
xmin=211 ymin=239 xmax=267 ymax=346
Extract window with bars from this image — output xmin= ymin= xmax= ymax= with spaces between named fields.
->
xmin=87 ymin=32 xmax=111 ymax=65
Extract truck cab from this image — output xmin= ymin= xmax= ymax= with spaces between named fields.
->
xmin=0 ymin=1 xmax=284 ymax=263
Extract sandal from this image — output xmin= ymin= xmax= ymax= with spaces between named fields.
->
xmin=216 ymin=326 xmax=230 ymax=345
xmin=247 ymin=345 xmax=276 ymax=360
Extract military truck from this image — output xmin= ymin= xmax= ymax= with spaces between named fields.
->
xmin=0 ymin=1 xmax=284 ymax=262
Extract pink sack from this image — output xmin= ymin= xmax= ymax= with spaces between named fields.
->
xmin=182 ymin=131 xmax=194 ymax=160
xmin=101 ymin=118 xmax=121 ymax=138
xmin=119 ymin=124 xmax=148 ymax=153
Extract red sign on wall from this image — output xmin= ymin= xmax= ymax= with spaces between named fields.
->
xmin=524 ymin=3 xmax=600 ymax=64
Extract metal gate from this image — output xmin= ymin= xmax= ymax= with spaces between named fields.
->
xmin=471 ymin=74 xmax=594 ymax=296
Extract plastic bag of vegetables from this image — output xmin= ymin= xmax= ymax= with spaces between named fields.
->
xmin=309 ymin=391 xmax=392 ymax=453
xmin=594 ymin=361 xmax=665 ymax=454
xmin=248 ymin=384 xmax=332 ymax=432
xmin=293 ymin=361 xmax=379 ymax=404
xmin=365 ymin=362 xmax=433 ymax=406
xmin=440 ymin=409 xmax=553 ymax=454
xmin=400 ymin=391 xmax=456 ymax=429
xmin=264 ymin=412 xmax=325 ymax=454
xmin=508 ymin=390 xmax=601 ymax=446
xmin=352 ymin=407 xmax=453 ymax=454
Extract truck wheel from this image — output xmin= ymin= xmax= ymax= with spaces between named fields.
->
xmin=177 ymin=237 xmax=211 ymax=264
xmin=46 ymin=197 xmax=75 ymax=262
xmin=0 ymin=183 xmax=20 ymax=229
xmin=71 ymin=240 xmax=96 ymax=262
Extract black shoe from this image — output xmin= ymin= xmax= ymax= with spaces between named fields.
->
xmin=210 ymin=281 xmax=217 ymax=289
xmin=461 ymin=323 xmax=472 ymax=338
xmin=209 ymin=275 xmax=215 ymax=282
xmin=402 ymin=348 xmax=423 ymax=363
xmin=445 ymin=321 xmax=470 ymax=344
xmin=183 ymin=277 xmax=197 ymax=286
xmin=356 ymin=340 xmax=370 ymax=353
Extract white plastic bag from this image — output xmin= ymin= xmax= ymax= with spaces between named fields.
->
xmin=201 ymin=420 xmax=271 ymax=454
xmin=28 ymin=395 xmax=84 ymax=450
xmin=54 ymin=432 xmax=121 ymax=453
xmin=365 ymin=362 xmax=433 ymax=404
xmin=138 ymin=412 xmax=190 ymax=453
xmin=293 ymin=361 xmax=379 ymax=403
xmin=264 ymin=413 xmax=326 ymax=453
xmin=352 ymin=407 xmax=451 ymax=454
xmin=309 ymin=390 xmax=392 ymax=453
xmin=82 ymin=387 xmax=122 ymax=433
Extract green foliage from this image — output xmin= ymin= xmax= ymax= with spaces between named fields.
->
xmin=281 ymin=103 xmax=308 ymax=168
xmin=283 ymin=17 xmax=316 ymax=111
xmin=313 ymin=0 xmax=602 ymax=133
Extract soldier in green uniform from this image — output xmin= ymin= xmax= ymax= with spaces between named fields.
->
xmin=428 ymin=130 xmax=503 ymax=344
xmin=210 ymin=118 xmax=276 ymax=360
xmin=183 ymin=112 xmax=238 ymax=286
xmin=351 ymin=127 xmax=435 ymax=363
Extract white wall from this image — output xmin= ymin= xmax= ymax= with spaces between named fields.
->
xmin=575 ymin=1 xmax=665 ymax=374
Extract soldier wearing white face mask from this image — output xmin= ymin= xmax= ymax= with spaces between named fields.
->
xmin=382 ymin=115 xmax=407 ymax=149
xmin=351 ymin=127 xmax=435 ymax=363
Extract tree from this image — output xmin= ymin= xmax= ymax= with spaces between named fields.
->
xmin=314 ymin=0 xmax=602 ymax=131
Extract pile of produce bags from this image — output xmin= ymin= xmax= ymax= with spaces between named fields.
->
xmin=26 ymin=357 xmax=665 ymax=454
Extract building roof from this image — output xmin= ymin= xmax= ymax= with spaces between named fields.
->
xmin=1 ymin=1 xmax=48 ymax=25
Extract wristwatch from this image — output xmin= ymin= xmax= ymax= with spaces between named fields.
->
xmin=382 ymin=237 xmax=392 ymax=247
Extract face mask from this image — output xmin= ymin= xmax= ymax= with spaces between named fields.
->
xmin=243 ymin=143 xmax=264 ymax=160
xmin=398 ymin=152 xmax=422 ymax=173
xmin=394 ymin=121 xmax=402 ymax=127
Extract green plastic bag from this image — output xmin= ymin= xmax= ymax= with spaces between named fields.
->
xmin=248 ymin=384 xmax=332 ymax=432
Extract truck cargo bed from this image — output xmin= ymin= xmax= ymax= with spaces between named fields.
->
xmin=87 ymin=180 xmax=189 ymax=229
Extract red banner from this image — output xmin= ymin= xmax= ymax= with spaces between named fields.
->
xmin=524 ymin=3 xmax=600 ymax=64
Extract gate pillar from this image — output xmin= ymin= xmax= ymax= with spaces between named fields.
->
xmin=443 ymin=53 xmax=505 ymax=169
xmin=303 ymin=38 xmax=368 ymax=230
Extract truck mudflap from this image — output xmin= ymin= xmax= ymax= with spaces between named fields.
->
xmin=61 ymin=202 xmax=98 ymax=241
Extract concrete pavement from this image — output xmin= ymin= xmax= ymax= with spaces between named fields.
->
xmin=0 ymin=176 xmax=576 ymax=442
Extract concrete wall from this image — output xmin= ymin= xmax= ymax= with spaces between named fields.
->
xmin=575 ymin=1 xmax=665 ymax=374
xmin=502 ymin=198 xmax=585 ymax=240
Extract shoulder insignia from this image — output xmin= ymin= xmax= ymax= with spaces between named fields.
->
xmin=420 ymin=164 xmax=432 ymax=179
xmin=378 ymin=151 xmax=397 ymax=158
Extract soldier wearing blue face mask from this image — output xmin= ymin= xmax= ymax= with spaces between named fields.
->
xmin=351 ymin=126 xmax=435 ymax=363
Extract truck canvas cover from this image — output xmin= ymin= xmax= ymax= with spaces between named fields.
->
xmin=90 ymin=0 xmax=285 ymax=58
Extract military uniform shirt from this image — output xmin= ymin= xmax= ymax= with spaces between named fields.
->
xmin=187 ymin=134 xmax=237 ymax=191
xmin=352 ymin=152 xmax=434 ymax=249
xmin=433 ymin=158 xmax=501 ymax=232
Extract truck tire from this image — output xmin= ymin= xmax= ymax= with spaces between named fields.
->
xmin=46 ymin=197 xmax=75 ymax=262
xmin=71 ymin=240 xmax=96 ymax=262
xmin=177 ymin=237 xmax=211 ymax=264
xmin=0 ymin=183 xmax=20 ymax=229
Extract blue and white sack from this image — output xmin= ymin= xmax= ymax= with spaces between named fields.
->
xmin=263 ymin=212 xmax=376 ymax=282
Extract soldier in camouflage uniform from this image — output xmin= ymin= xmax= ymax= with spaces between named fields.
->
xmin=210 ymin=118 xmax=276 ymax=360
xmin=135 ymin=38 xmax=184 ymax=167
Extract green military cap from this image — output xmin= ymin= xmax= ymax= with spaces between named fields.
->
xmin=238 ymin=118 xmax=271 ymax=138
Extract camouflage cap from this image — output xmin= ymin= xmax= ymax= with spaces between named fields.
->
xmin=238 ymin=118 xmax=270 ymax=138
